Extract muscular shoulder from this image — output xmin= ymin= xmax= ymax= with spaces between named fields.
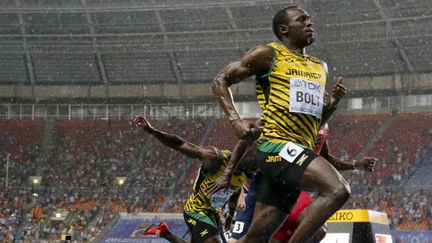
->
xmin=244 ymin=45 xmax=274 ymax=59
xmin=242 ymin=45 xmax=274 ymax=76
xmin=243 ymin=45 xmax=274 ymax=66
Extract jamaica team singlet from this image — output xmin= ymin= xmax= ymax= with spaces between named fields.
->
xmin=256 ymin=42 xmax=327 ymax=149
xmin=184 ymin=150 xmax=246 ymax=213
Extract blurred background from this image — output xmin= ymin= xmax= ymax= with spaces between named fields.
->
xmin=0 ymin=0 xmax=431 ymax=242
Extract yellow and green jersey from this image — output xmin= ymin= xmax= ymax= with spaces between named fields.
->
xmin=256 ymin=42 xmax=327 ymax=150
xmin=183 ymin=150 xmax=247 ymax=214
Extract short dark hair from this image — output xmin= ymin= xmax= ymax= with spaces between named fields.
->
xmin=272 ymin=5 xmax=300 ymax=41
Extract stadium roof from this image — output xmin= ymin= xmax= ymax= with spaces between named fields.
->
xmin=0 ymin=0 xmax=431 ymax=85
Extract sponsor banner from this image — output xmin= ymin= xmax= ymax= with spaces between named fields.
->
xmin=289 ymin=78 xmax=324 ymax=118
xmin=327 ymin=209 xmax=389 ymax=224
xmin=391 ymin=231 xmax=432 ymax=242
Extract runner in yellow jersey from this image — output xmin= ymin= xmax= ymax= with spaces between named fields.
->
xmin=212 ymin=5 xmax=350 ymax=243
xmin=132 ymin=116 xmax=256 ymax=243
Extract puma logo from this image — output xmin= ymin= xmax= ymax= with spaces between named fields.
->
xmin=296 ymin=154 xmax=308 ymax=167
xmin=200 ymin=229 xmax=209 ymax=237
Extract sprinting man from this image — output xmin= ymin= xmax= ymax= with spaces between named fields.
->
xmin=212 ymin=5 xmax=353 ymax=242
xmin=270 ymin=123 xmax=377 ymax=243
xmin=209 ymin=123 xmax=377 ymax=243
xmin=132 ymin=116 xmax=256 ymax=243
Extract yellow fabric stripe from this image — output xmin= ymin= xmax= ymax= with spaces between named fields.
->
xmin=265 ymin=106 xmax=311 ymax=139
xmin=292 ymin=113 xmax=316 ymax=141
xmin=270 ymin=77 xmax=289 ymax=90
xmin=262 ymin=108 xmax=293 ymax=132
xmin=269 ymin=88 xmax=289 ymax=102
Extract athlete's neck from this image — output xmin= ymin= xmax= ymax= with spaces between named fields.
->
xmin=281 ymin=40 xmax=307 ymax=55
xmin=288 ymin=48 xmax=306 ymax=56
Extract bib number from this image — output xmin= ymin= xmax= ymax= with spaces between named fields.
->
xmin=289 ymin=78 xmax=324 ymax=118
xmin=223 ymin=231 xmax=232 ymax=241
xmin=232 ymin=221 xmax=245 ymax=233
xmin=279 ymin=142 xmax=304 ymax=163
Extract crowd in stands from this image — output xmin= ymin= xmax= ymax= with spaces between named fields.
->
xmin=43 ymin=120 xmax=143 ymax=189
xmin=0 ymin=120 xmax=45 ymax=191
xmin=0 ymin=112 xmax=431 ymax=241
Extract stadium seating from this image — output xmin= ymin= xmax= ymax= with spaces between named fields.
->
xmin=0 ymin=113 xmax=431 ymax=241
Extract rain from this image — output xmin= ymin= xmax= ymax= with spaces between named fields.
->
xmin=0 ymin=0 xmax=431 ymax=242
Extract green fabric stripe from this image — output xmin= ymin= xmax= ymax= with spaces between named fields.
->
xmin=184 ymin=211 xmax=217 ymax=228
xmin=258 ymin=140 xmax=308 ymax=153
xmin=257 ymin=141 xmax=286 ymax=153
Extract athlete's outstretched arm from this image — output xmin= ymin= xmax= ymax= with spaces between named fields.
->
xmin=212 ymin=45 xmax=273 ymax=139
xmin=321 ymin=142 xmax=377 ymax=172
xmin=134 ymin=116 xmax=218 ymax=162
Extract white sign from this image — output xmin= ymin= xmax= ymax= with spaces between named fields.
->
xmin=290 ymin=78 xmax=324 ymax=118
xmin=320 ymin=233 xmax=350 ymax=243
xmin=279 ymin=142 xmax=305 ymax=163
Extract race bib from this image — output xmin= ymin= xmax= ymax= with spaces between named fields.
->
xmin=210 ymin=189 xmax=235 ymax=208
xmin=289 ymin=78 xmax=324 ymax=118
xmin=232 ymin=221 xmax=245 ymax=233
xmin=279 ymin=142 xmax=304 ymax=163
xmin=223 ymin=231 xmax=232 ymax=241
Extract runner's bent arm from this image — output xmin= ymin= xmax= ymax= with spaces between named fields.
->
xmin=212 ymin=45 xmax=273 ymax=138
xmin=225 ymin=190 xmax=241 ymax=230
xmin=206 ymin=124 xmax=262 ymax=194
xmin=206 ymin=140 xmax=254 ymax=194
xmin=321 ymin=142 xmax=376 ymax=172
xmin=321 ymin=76 xmax=346 ymax=125
xmin=223 ymin=120 xmax=262 ymax=176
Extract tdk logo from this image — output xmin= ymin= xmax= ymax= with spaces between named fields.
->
xmin=293 ymin=79 xmax=321 ymax=92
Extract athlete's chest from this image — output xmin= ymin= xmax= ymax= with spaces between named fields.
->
xmin=269 ymin=55 xmax=327 ymax=119
xmin=272 ymin=56 xmax=326 ymax=86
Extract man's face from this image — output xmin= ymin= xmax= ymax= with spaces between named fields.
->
xmin=281 ymin=8 xmax=314 ymax=46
